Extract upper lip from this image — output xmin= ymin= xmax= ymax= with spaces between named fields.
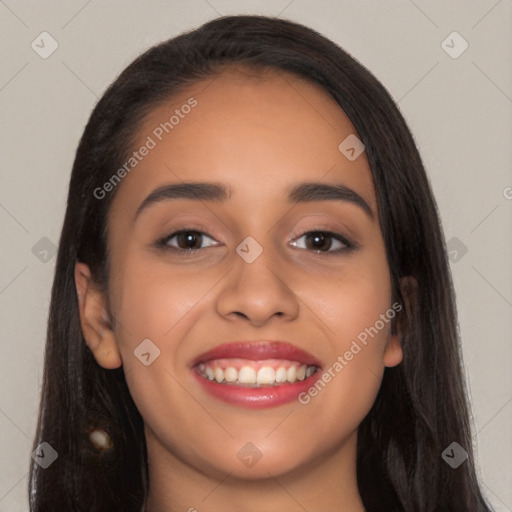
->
xmin=191 ymin=340 xmax=322 ymax=368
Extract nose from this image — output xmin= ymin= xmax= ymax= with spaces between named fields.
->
xmin=216 ymin=245 xmax=300 ymax=327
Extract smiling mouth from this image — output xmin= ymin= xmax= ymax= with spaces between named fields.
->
xmin=190 ymin=340 xmax=323 ymax=408
xmin=195 ymin=358 xmax=319 ymax=387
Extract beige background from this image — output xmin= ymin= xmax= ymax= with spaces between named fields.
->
xmin=1 ymin=0 xmax=511 ymax=510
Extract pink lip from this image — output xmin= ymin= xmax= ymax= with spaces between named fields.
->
xmin=192 ymin=370 xmax=321 ymax=409
xmin=191 ymin=340 xmax=322 ymax=367
xmin=190 ymin=340 xmax=322 ymax=409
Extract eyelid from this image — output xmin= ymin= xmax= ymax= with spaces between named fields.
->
xmin=157 ymin=226 xmax=219 ymax=249
xmin=290 ymin=228 xmax=356 ymax=252
xmin=156 ymin=224 xmax=358 ymax=256
xmin=290 ymin=221 xmax=357 ymax=245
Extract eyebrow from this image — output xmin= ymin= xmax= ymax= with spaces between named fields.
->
xmin=133 ymin=181 xmax=374 ymax=222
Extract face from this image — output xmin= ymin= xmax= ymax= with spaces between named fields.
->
xmin=77 ymin=66 xmax=403 ymax=481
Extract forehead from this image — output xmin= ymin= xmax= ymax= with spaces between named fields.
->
xmin=108 ymin=65 xmax=376 ymax=219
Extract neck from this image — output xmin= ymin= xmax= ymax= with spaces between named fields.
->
xmin=143 ymin=426 xmax=366 ymax=512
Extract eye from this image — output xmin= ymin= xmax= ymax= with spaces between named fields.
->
xmin=158 ymin=229 xmax=219 ymax=253
xmin=290 ymin=230 xmax=354 ymax=254
xmin=155 ymin=228 xmax=356 ymax=256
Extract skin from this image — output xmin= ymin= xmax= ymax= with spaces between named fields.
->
xmin=75 ymin=66 xmax=406 ymax=512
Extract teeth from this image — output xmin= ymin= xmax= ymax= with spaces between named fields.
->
xmin=275 ymin=367 xmax=287 ymax=383
xmin=257 ymin=367 xmax=275 ymax=385
xmin=296 ymin=365 xmax=306 ymax=381
xmin=224 ymin=366 xmax=238 ymax=382
xmin=198 ymin=362 xmax=317 ymax=387
xmin=214 ymin=367 xmax=224 ymax=383
xmin=286 ymin=366 xmax=297 ymax=382
xmin=238 ymin=366 xmax=257 ymax=385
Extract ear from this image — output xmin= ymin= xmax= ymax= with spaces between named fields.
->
xmin=74 ymin=262 xmax=122 ymax=369
xmin=382 ymin=332 xmax=403 ymax=368
xmin=382 ymin=275 xmax=417 ymax=368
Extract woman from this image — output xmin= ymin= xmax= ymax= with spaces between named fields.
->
xmin=29 ymin=14 xmax=493 ymax=512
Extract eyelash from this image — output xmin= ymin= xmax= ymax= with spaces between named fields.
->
xmin=155 ymin=226 xmax=357 ymax=256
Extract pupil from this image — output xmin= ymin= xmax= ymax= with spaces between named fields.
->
xmin=180 ymin=231 xmax=200 ymax=249
xmin=309 ymin=232 xmax=330 ymax=251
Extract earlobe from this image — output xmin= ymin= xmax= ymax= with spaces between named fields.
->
xmin=74 ymin=262 xmax=122 ymax=369
xmin=383 ymin=333 xmax=403 ymax=367
xmin=383 ymin=275 xmax=418 ymax=368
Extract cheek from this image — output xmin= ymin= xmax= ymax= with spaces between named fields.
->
xmin=110 ymin=259 xmax=212 ymax=454
xmin=109 ymin=250 xmax=227 ymax=355
xmin=296 ymin=293 xmax=393 ymax=446
xmin=312 ymin=257 xmax=392 ymax=351
xmin=108 ymin=258 xmax=203 ymax=410
xmin=301 ymin=257 xmax=393 ymax=412
xmin=112 ymin=256 xmax=209 ymax=348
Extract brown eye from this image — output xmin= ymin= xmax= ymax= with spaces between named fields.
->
xmin=290 ymin=230 xmax=354 ymax=254
xmin=305 ymin=232 xmax=333 ymax=251
xmin=160 ymin=229 xmax=219 ymax=252
xmin=175 ymin=231 xmax=203 ymax=250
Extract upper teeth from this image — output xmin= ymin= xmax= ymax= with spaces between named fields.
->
xmin=198 ymin=360 xmax=317 ymax=387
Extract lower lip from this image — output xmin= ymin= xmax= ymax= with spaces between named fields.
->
xmin=192 ymin=368 xmax=321 ymax=409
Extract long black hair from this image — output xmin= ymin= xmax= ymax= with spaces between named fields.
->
xmin=29 ymin=14 xmax=493 ymax=512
